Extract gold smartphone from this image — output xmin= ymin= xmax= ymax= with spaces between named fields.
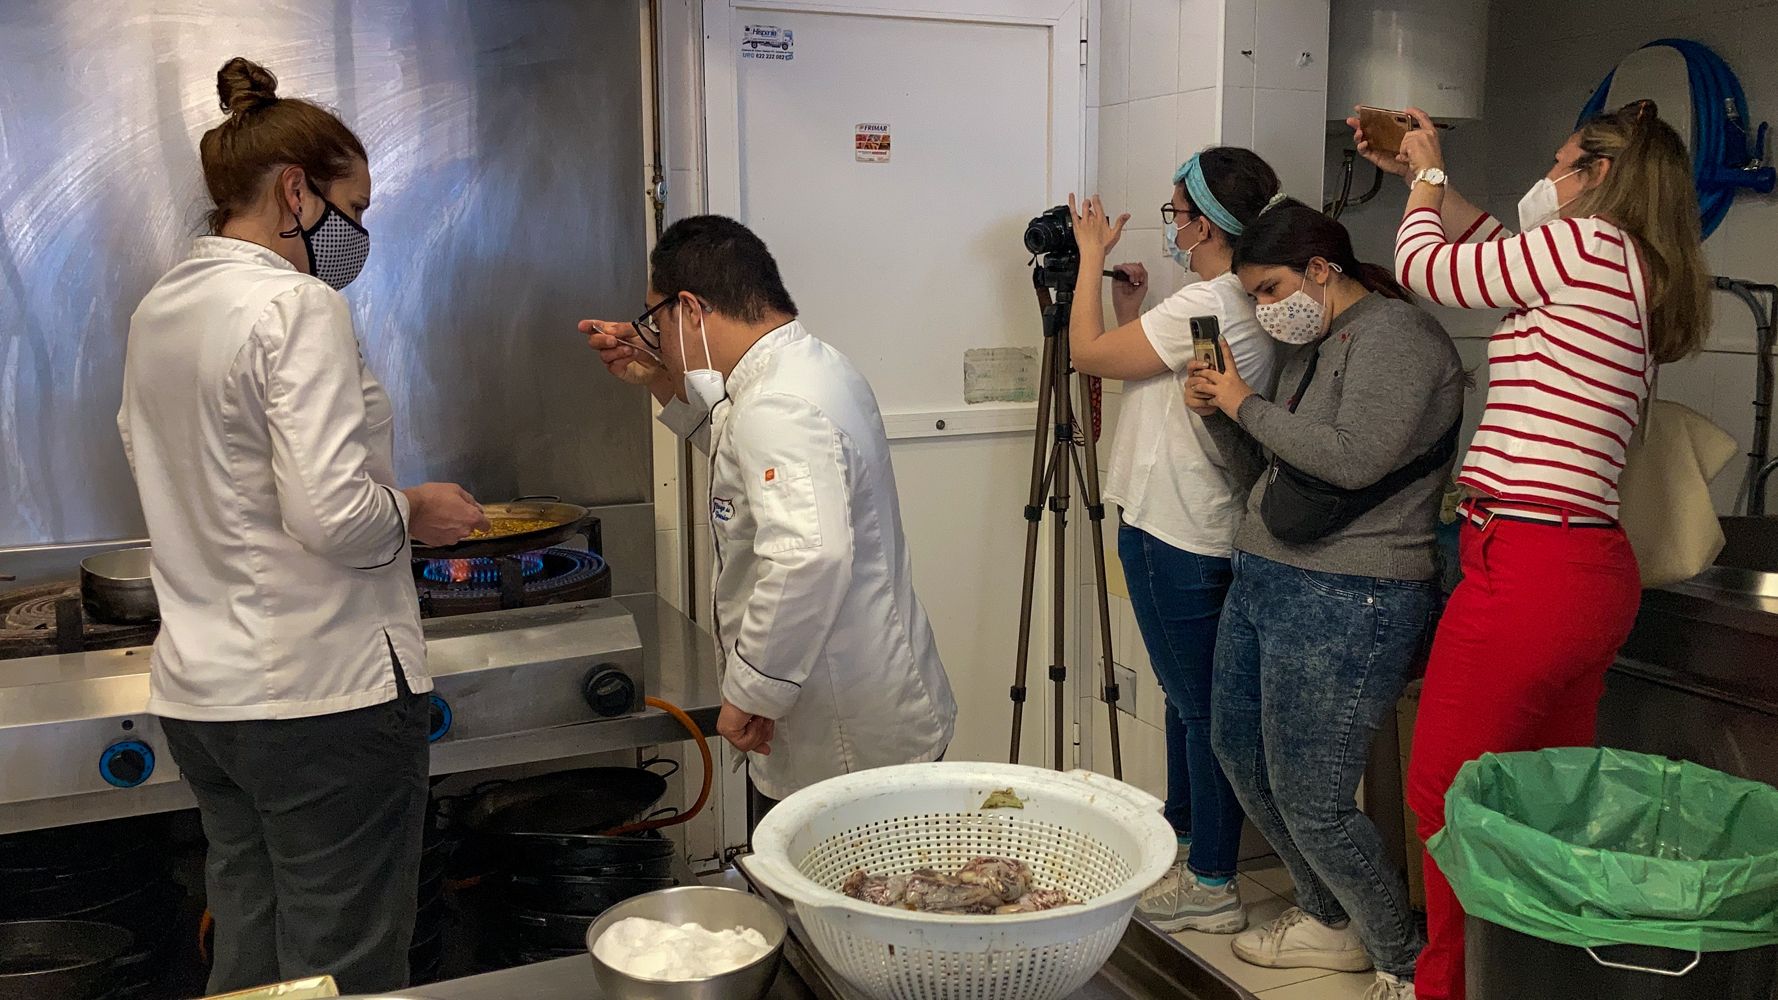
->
xmin=1356 ymin=105 xmax=1416 ymax=155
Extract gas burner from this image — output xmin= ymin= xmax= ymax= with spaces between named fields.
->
xmin=421 ymin=552 xmax=547 ymax=585
xmin=412 ymin=548 xmax=611 ymax=618
xmin=0 ymin=584 xmax=160 ymax=661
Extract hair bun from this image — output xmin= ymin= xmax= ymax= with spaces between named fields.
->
xmin=217 ymin=57 xmax=279 ymax=116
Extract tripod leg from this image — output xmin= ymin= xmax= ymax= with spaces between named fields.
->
xmin=1009 ymin=320 xmax=1060 ymax=764
xmin=1070 ymin=431 xmax=1123 ymax=782
xmin=1049 ymin=335 xmax=1073 ymax=772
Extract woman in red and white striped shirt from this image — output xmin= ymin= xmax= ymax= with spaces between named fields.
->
xmin=1353 ymin=101 xmax=1710 ymax=1000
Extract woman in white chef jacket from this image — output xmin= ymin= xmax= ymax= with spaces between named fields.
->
xmin=579 ymin=215 xmax=957 ymax=817
xmin=117 ymin=58 xmax=485 ymax=996
xmin=1060 ymin=148 xmax=1281 ymax=935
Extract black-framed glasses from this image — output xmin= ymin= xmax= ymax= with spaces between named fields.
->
xmin=632 ymin=298 xmax=672 ymax=350
xmin=1160 ymin=203 xmax=1198 ymax=226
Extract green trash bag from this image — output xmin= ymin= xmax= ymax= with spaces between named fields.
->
xmin=1426 ymin=747 xmax=1778 ymax=953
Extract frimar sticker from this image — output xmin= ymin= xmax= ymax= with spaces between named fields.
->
xmin=742 ymin=24 xmax=793 ymax=61
xmin=712 ymin=497 xmax=736 ymax=522
xmin=855 ymin=123 xmax=891 ymax=162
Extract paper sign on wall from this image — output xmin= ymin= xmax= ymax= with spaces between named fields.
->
xmin=854 ymin=123 xmax=891 ymax=162
xmin=742 ymin=25 xmax=794 ymax=61
xmin=964 ymin=347 xmax=1038 ymax=404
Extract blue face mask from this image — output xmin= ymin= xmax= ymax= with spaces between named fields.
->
xmin=1164 ymin=221 xmax=1204 ymax=272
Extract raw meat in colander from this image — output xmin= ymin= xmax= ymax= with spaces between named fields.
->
xmin=954 ymin=857 xmax=1032 ymax=903
xmin=993 ymin=888 xmax=1076 ymax=914
xmin=841 ymin=869 xmax=910 ymax=906
xmin=901 ymin=869 xmax=1001 ymax=914
xmin=840 ymin=857 xmax=1078 ymax=915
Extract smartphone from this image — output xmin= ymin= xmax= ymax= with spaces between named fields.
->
xmin=1356 ymin=105 xmax=1454 ymax=155
xmin=1189 ymin=316 xmax=1224 ymax=373
xmin=1356 ymin=105 xmax=1415 ymax=155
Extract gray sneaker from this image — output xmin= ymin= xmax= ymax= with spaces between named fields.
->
xmin=1137 ymin=866 xmax=1247 ymax=933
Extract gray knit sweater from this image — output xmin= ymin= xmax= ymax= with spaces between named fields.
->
xmin=1206 ymin=292 xmax=1464 ymax=582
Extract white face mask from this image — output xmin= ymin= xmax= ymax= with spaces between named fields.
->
xmin=1254 ymin=269 xmax=1336 ymax=345
xmin=676 ymin=299 xmax=724 ymax=417
xmin=1164 ymin=221 xmax=1204 ymax=273
xmin=1517 ymin=168 xmax=1582 ymax=233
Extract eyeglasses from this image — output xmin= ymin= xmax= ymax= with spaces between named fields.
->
xmin=1160 ymin=203 xmax=1198 ymax=226
xmin=632 ymin=298 xmax=673 ymax=350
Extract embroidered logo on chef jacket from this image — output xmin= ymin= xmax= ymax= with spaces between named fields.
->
xmin=712 ymin=497 xmax=736 ymax=522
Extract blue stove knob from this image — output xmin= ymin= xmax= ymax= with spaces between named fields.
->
xmin=427 ymin=694 xmax=453 ymax=743
xmin=99 ymin=740 xmax=155 ymax=788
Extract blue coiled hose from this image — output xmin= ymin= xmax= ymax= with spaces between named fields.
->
xmin=1578 ymin=38 xmax=1775 ymax=239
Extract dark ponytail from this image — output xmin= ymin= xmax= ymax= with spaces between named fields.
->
xmin=1181 ymin=147 xmax=1282 ymax=236
xmin=1231 ymin=199 xmax=1413 ymax=301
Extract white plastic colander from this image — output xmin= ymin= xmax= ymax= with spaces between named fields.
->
xmin=745 ymin=762 xmax=1178 ymax=1000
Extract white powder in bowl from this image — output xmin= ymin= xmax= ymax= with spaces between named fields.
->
xmin=593 ymin=916 xmax=773 ymax=980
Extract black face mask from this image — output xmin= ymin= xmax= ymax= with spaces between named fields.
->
xmin=281 ymin=187 xmax=370 ymax=290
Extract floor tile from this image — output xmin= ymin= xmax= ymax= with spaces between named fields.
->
xmin=1257 ymin=971 xmax=1376 ymax=998
xmin=1240 ymin=854 xmax=1297 ymax=902
xmin=1167 ymin=881 xmax=1331 ymax=993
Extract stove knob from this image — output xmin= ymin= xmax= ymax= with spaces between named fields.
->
xmin=427 ymin=694 xmax=453 ymax=743
xmin=99 ymin=740 xmax=155 ymax=788
xmin=582 ymin=665 xmax=636 ymax=718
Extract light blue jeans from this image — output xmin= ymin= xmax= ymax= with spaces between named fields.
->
xmin=1210 ymin=551 xmax=1433 ymax=978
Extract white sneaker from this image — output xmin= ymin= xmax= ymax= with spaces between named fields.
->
xmin=1365 ymin=971 xmax=1416 ymax=1000
xmin=1137 ymin=866 xmax=1247 ymax=934
xmin=1230 ymin=906 xmax=1372 ymax=972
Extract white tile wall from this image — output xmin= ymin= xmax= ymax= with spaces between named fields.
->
xmin=1177 ymin=0 xmax=1223 ymax=93
xmin=1251 ymin=88 xmax=1328 ymax=203
xmin=1128 ymin=0 xmax=1184 ymax=101
xmin=1098 ymin=103 xmax=1130 ymax=218
xmin=1100 ymin=0 xmax=1132 ymax=107
xmin=1252 ymin=0 xmax=1329 ymax=92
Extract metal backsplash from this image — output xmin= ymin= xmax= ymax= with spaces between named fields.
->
xmin=0 ymin=0 xmax=652 ymax=551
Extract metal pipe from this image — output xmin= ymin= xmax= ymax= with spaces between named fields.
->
xmin=1713 ymin=277 xmax=1778 ymax=514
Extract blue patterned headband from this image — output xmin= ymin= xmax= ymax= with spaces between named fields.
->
xmin=1172 ymin=152 xmax=1244 ymax=237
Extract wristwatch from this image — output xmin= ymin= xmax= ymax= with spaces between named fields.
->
xmin=1413 ymin=167 xmax=1448 ymax=188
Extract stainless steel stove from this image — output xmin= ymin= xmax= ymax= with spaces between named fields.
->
xmin=0 ymin=600 xmax=647 ymax=834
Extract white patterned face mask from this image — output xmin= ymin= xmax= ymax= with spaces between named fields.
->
xmin=298 ymin=194 xmax=370 ymax=290
xmin=1254 ymin=267 xmax=1338 ymax=344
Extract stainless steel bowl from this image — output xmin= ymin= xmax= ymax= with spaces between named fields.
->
xmin=79 ymin=546 xmax=157 ymax=624
xmin=585 ymin=885 xmax=786 ymax=1000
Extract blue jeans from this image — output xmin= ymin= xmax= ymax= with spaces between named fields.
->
xmin=1117 ymin=521 xmax=1243 ymax=879
xmin=1210 ymin=551 xmax=1432 ymax=978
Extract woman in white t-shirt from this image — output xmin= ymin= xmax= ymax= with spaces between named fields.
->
xmin=1068 ymin=147 xmax=1280 ymax=933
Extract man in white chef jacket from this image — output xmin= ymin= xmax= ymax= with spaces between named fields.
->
xmin=580 ymin=215 xmax=956 ymax=816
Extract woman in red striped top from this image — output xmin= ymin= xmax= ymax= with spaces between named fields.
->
xmin=1352 ymin=101 xmax=1711 ymax=1000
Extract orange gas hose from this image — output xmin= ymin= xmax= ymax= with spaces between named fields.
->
xmin=601 ymin=696 xmax=713 ymax=835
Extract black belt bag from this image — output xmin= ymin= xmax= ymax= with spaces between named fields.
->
xmin=1260 ymin=348 xmax=1459 ymax=545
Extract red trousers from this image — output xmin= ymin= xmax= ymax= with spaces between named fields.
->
xmin=1406 ymin=511 xmax=1641 ymax=1000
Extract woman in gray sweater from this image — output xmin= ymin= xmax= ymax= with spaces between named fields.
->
xmin=1185 ymin=199 xmax=1463 ymax=1000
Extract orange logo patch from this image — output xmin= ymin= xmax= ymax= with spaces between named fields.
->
xmin=764 ymin=468 xmax=776 ymax=483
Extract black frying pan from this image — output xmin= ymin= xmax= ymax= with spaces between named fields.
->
xmin=410 ymin=497 xmax=592 ymax=560
xmin=456 ymin=765 xmax=675 ymax=835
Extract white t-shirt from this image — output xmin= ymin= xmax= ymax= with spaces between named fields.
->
xmin=1102 ymin=271 xmax=1276 ymax=558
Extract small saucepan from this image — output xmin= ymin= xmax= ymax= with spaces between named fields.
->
xmin=79 ymin=548 xmax=157 ymax=625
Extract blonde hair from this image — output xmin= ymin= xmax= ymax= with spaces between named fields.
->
xmin=1567 ymin=100 xmax=1711 ymax=364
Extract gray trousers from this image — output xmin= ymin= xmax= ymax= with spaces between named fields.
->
xmin=162 ymin=692 xmax=430 ymax=996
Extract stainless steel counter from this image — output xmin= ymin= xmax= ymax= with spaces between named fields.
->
xmin=0 ymin=594 xmax=721 ymax=833
xmin=405 ymin=864 xmax=1254 ymax=1000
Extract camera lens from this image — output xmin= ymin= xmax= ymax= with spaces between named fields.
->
xmin=1023 ymin=205 xmax=1076 ymax=257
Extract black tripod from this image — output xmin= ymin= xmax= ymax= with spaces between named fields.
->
xmin=1008 ymin=262 xmax=1124 ymax=779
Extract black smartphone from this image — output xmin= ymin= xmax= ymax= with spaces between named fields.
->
xmin=1189 ymin=316 xmax=1224 ymax=372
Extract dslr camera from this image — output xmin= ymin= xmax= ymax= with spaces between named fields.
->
xmin=1024 ymin=204 xmax=1078 ymax=288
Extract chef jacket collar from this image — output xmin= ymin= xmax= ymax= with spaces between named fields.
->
xmin=189 ymin=236 xmax=297 ymax=272
xmin=723 ymin=320 xmax=807 ymax=401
